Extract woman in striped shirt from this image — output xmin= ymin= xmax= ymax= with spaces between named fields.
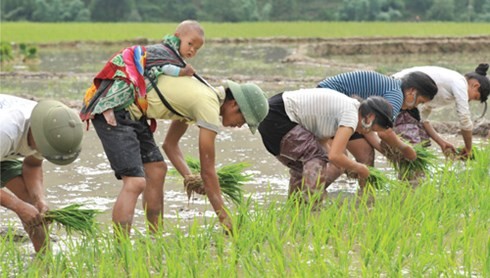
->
xmin=258 ymin=89 xmax=393 ymax=202
xmin=317 ymin=70 xmax=438 ymax=167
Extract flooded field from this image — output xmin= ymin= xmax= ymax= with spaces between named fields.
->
xmin=1 ymin=41 xmax=489 ymax=233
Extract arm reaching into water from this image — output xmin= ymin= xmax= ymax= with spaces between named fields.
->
xmin=378 ymin=128 xmax=417 ymax=161
xmin=327 ymin=126 xmax=369 ymax=179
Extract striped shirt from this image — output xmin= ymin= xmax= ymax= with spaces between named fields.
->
xmin=282 ymin=88 xmax=360 ymax=139
xmin=317 ymin=71 xmax=403 ymax=118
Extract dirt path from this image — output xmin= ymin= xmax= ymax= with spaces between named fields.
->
xmin=36 ymin=35 xmax=490 ymax=55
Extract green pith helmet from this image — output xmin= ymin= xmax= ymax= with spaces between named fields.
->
xmin=30 ymin=100 xmax=83 ymax=165
xmin=225 ymin=80 xmax=269 ymax=134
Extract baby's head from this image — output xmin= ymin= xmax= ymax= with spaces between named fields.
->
xmin=175 ymin=20 xmax=204 ymax=59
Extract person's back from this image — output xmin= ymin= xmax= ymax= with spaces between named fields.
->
xmin=318 ymin=71 xmax=404 ymax=117
xmin=258 ymin=88 xmax=360 ymax=156
xmin=128 ymin=75 xmax=224 ymax=133
xmin=0 ymin=94 xmax=39 ymax=160
xmin=282 ymin=88 xmax=360 ymax=140
xmin=393 ymin=66 xmax=468 ymax=109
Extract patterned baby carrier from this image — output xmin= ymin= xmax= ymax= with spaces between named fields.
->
xmin=80 ymin=42 xmax=185 ymax=131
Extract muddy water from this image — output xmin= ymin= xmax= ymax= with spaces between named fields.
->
xmin=1 ymin=42 xmax=490 ymax=232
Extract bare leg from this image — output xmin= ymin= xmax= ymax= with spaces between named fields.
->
xmin=5 ymin=177 xmax=49 ymax=253
xmin=347 ymin=138 xmax=375 ymax=166
xmin=112 ymin=176 xmax=146 ymax=236
xmin=23 ymin=223 xmax=49 ymax=253
xmin=346 ymin=138 xmax=374 ymax=188
xmin=323 ymin=162 xmax=344 ymax=188
xmin=142 ymin=161 xmax=167 ymax=233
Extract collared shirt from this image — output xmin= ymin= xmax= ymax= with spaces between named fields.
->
xmin=392 ymin=66 xmax=472 ymax=131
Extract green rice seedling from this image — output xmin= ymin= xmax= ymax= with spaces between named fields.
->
xmin=216 ymin=162 xmax=252 ymax=205
xmin=3 ymin=147 xmax=490 ymax=276
xmin=382 ymin=142 xmax=438 ymax=181
xmin=366 ymin=167 xmax=391 ymax=190
xmin=396 ymin=144 xmax=438 ymax=180
xmin=180 ymin=156 xmax=252 ymax=205
xmin=45 ymin=204 xmax=99 ymax=235
xmin=449 ymin=146 xmax=481 ymax=160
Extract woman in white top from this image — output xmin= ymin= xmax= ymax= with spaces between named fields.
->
xmin=392 ymin=63 xmax=490 ymax=158
xmin=258 ymin=89 xmax=393 ymax=202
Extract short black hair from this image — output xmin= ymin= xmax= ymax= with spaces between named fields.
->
xmin=465 ymin=63 xmax=490 ymax=103
xmin=224 ymin=87 xmax=235 ymax=101
xmin=400 ymin=71 xmax=438 ymax=100
xmin=359 ymin=96 xmax=393 ymax=129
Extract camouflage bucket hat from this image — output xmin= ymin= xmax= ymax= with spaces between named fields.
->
xmin=225 ymin=80 xmax=269 ymax=134
xmin=30 ymin=100 xmax=84 ymax=165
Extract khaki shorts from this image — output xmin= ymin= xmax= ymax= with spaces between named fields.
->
xmin=1 ymin=160 xmax=23 ymax=188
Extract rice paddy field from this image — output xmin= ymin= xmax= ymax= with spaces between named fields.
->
xmin=1 ymin=22 xmax=490 ymax=276
xmin=2 ymin=22 xmax=490 ymax=43
xmin=1 ymin=147 xmax=490 ymax=276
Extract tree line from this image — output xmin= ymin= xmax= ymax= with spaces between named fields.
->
xmin=2 ymin=0 xmax=490 ymax=22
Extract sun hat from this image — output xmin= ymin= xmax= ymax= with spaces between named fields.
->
xmin=225 ymin=80 xmax=269 ymax=134
xmin=30 ymin=100 xmax=83 ymax=165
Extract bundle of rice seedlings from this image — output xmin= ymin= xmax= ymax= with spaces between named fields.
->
xmin=380 ymin=140 xmax=404 ymax=164
xmin=182 ymin=156 xmax=252 ymax=206
xmin=381 ymin=141 xmax=438 ymax=181
xmin=366 ymin=167 xmax=391 ymax=190
xmin=216 ymin=163 xmax=252 ymax=205
xmin=45 ymin=204 xmax=99 ymax=235
xmin=395 ymin=144 xmax=438 ymax=180
xmin=448 ymin=146 xmax=480 ymax=160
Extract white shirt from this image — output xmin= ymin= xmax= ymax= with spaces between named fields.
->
xmin=282 ymin=88 xmax=360 ymax=139
xmin=393 ymin=66 xmax=472 ymax=131
xmin=0 ymin=94 xmax=42 ymax=161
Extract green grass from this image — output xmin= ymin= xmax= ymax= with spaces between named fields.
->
xmin=1 ymin=22 xmax=490 ymax=44
xmin=1 ymin=146 xmax=490 ymax=276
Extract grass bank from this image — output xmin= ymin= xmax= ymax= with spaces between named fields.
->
xmin=2 ymin=21 xmax=490 ymax=44
xmin=1 ymin=146 xmax=489 ymax=276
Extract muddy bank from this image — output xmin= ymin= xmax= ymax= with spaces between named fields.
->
xmin=432 ymin=120 xmax=490 ymax=137
xmin=33 ymin=35 xmax=490 ymax=56
xmin=307 ymin=35 xmax=490 ymax=56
